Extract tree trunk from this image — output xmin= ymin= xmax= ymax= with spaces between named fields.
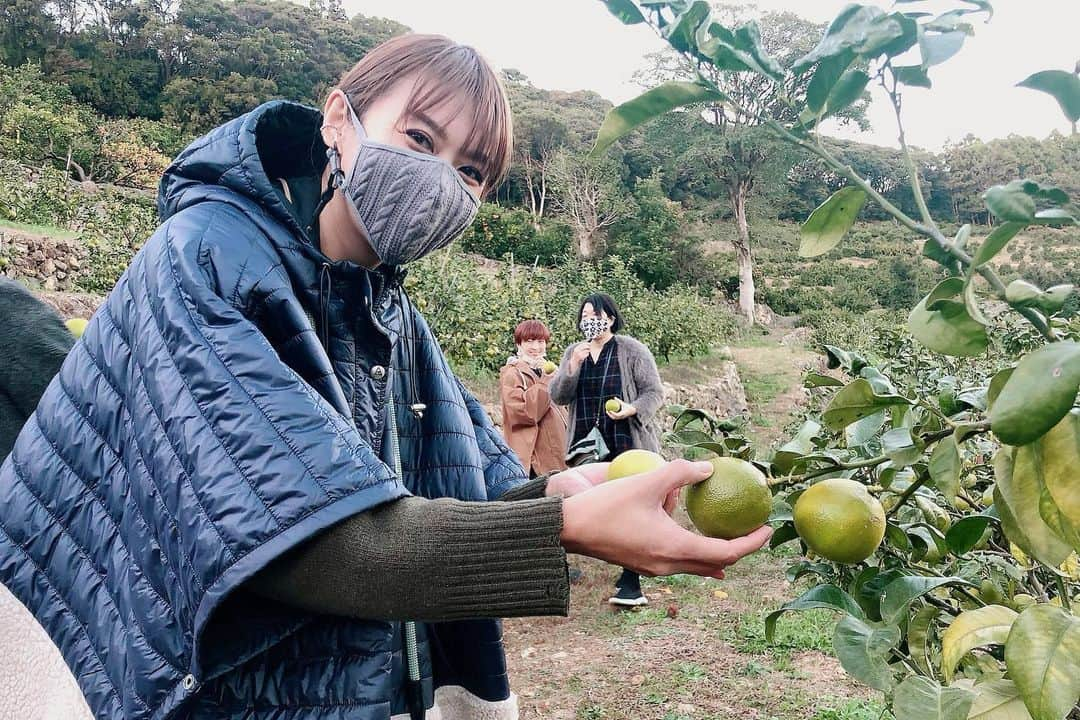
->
xmin=577 ymin=230 xmax=594 ymax=259
xmin=730 ymin=185 xmax=755 ymax=325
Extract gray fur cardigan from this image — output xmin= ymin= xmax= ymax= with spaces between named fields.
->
xmin=549 ymin=334 xmax=664 ymax=454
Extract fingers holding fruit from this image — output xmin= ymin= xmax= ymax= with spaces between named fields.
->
xmin=605 ymin=398 xmax=636 ymax=420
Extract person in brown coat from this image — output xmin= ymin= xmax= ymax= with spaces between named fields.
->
xmin=499 ymin=319 xmax=568 ymax=477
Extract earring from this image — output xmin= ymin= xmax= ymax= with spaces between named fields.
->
xmin=325 ymin=144 xmax=346 ymax=190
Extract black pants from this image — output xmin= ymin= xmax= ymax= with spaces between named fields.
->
xmin=615 ymin=567 xmax=641 ymax=594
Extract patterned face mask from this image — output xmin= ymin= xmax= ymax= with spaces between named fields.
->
xmin=326 ymin=101 xmax=480 ymax=266
xmin=580 ymin=316 xmax=610 ymax=341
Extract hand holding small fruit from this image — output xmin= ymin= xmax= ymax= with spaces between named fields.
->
xmin=542 ymin=360 xmax=558 ymax=375
xmin=604 ymin=397 xmax=636 ymax=421
xmin=561 ymin=457 xmax=773 ymax=579
xmin=568 ymin=342 xmax=592 ymax=372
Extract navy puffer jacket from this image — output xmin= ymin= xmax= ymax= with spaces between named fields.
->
xmin=0 ymin=100 xmax=528 ymax=719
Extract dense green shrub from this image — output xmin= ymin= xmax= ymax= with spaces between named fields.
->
xmin=0 ymin=158 xmax=157 ymax=292
xmin=408 ymin=248 xmax=737 ymax=370
xmin=458 ymin=203 xmax=571 ymax=266
xmin=0 ymin=64 xmax=186 ymax=190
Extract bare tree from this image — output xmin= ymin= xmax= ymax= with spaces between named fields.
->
xmin=548 ymin=150 xmax=634 ymax=259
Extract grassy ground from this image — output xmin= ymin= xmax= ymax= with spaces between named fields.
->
xmin=503 ymin=546 xmax=879 ymax=720
xmin=0 ymin=218 xmax=78 ymax=239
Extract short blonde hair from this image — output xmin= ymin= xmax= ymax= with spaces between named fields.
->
xmin=335 ymin=34 xmax=513 ymax=196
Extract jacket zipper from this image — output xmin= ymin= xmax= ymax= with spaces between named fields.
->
xmin=388 ymin=390 xmax=425 ymax=719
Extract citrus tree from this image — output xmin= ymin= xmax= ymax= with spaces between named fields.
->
xmin=592 ymin=2 xmax=1080 ymax=718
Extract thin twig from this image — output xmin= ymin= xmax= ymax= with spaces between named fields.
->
xmin=1055 ymin=574 xmax=1073 ymax=612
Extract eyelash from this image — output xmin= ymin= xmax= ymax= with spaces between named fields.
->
xmin=405 ymin=129 xmax=483 ymax=186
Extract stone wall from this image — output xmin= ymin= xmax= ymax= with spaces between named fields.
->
xmin=0 ymin=228 xmax=87 ymax=291
xmin=663 ymin=360 xmax=750 ymax=424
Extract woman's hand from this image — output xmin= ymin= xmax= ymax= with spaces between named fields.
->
xmin=544 ymin=463 xmax=609 ymax=498
xmin=568 ymin=342 xmax=592 ymax=373
xmin=560 ymin=460 xmax=773 ymax=579
xmin=606 ymin=403 xmax=637 ymax=421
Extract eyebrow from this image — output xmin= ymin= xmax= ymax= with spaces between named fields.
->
xmin=412 ymin=109 xmax=489 ymax=170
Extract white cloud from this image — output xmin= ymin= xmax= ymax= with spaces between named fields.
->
xmin=343 ymin=0 xmax=1079 ymax=150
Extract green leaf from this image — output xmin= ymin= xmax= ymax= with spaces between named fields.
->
xmin=822 ymin=378 xmax=912 ymax=431
xmin=765 ymin=584 xmax=866 ymax=642
xmin=967 ymin=679 xmax=1034 ymax=720
xmin=1006 ymin=280 xmax=1045 ymax=310
xmin=987 ymin=367 xmax=1014 ymax=412
xmin=1033 ymin=410 xmax=1080 ymax=552
xmin=883 ymin=427 xmax=925 ymax=467
xmin=600 ymin=0 xmax=647 ymax=24
xmin=663 ymin=0 xmax=710 ymax=53
xmin=972 ymin=222 xmax=1029 ymax=266
xmin=793 ymin=5 xmax=882 ymax=72
xmin=832 ymin=615 xmax=901 ymax=691
xmin=807 ymin=52 xmax=854 ymax=113
xmin=1006 ymin=281 xmax=1075 ymax=315
xmin=886 ymin=522 xmax=913 ymax=552
xmin=895 ymin=64 xmax=933 ymax=88
xmin=893 ymin=675 xmax=975 ymax=720
xmin=1010 ymin=179 xmax=1069 ymax=205
xmin=825 ymin=69 xmax=871 ymax=116
xmin=945 ymin=515 xmax=994 ymax=554
xmin=909 ymin=278 xmax=990 ymax=357
xmin=1038 ymin=484 xmax=1080 ymax=555
xmin=984 ymin=185 xmax=1037 ymax=223
xmin=860 ymin=12 xmax=918 ymax=58
xmin=799 ymin=186 xmax=868 ymax=257
xmin=923 ymin=238 xmax=962 ymax=275
xmin=860 ymin=366 xmax=898 ymax=395
xmin=805 ymin=372 xmax=845 ymax=388
xmin=954 ymin=223 xmax=973 ymax=252
xmin=964 ymin=278 xmax=990 ymax=327
xmin=1018 ymin=69 xmax=1080 ymax=123
xmin=909 ymin=605 xmax=942 ymax=675
xmin=592 ymin=81 xmax=727 ymax=156
xmin=990 ymin=342 xmax=1080 ymax=446
xmin=823 ymin=345 xmax=869 ymax=374
xmin=774 ymin=419 xmax=823 ymax=474
xmin=908 ymin=524 xmax=949 ymax=562
xmin=929 ymin=435 xmax=961 ymax=502
xmin=785 ymin=560 xmax=834 ymax=583
xmin=769 ymin=522 xmax=800 ymax=548
xmin=733 ymin=21 xmax=785 ymax=79
xmin=993 ymin=448 xmax=1072 ymax=568
xmin=959 ymin=0 xmax=994 ymax=19
xmin=881 ymin=575 xmax=973 ymax=625
xmin=847 ymin=410 xmax=886 ymax=448
xmin=1005 ymin=605 xmax=1080 ymax=720
xmin=1034 ymin=209 xmax=1079 ymax=226
xmin=941 ymin=605 xmax=1018 ymax=683
xmin=919 ymin=29 xmax=966 ymax=67
xmin=954 ymin=422 xmax=985 ymax=444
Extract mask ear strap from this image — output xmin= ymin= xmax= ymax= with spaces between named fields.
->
xmin=307 ymin=136 xmax=345 ymax=242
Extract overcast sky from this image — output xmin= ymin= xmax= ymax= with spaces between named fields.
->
xmin=342 ymin=0 xmax=1079 ymax=151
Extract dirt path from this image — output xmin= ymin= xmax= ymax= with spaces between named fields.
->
xmin=727 ymin=333 xmax=821 ymax=452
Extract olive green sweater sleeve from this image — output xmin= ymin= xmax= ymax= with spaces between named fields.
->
xmin=246 ymin=485 xmax=569 ymax=622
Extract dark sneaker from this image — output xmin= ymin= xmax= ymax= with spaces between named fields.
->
xmin=608 ymin=586 xmax=648 ymax=607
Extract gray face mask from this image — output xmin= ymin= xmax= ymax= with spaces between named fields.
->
xmin=328 ymin=103 xmax=480 ymax=266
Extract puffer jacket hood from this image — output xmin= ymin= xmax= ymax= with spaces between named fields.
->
xmin=0 ymin=100 xmax=528 ymax=720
